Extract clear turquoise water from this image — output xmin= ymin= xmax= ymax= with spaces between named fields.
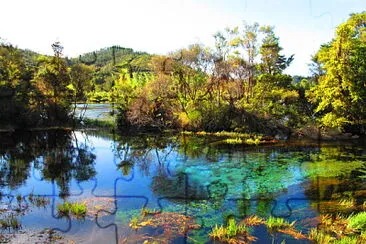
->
xmin=0 ymin=130 xmax=365 ymax=243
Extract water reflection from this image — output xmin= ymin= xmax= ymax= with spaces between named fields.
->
xmin=0 ymin=130 xmax=96 ymax=197
xmin=0 ymin=130 xmax=365 ymax=243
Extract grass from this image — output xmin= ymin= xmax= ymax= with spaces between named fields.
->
xmin=242 ymin=216 xmax=264 ymax=226
xmin=0 ymin=216 xmax=21 ymax=230
xmin=338 ymin=199 xmax=356 ymax=208
xmin=182 ymin=130 xmax=268 ymax=145
xmin=307 ymin=213 xmax=366 ymax=243
xmin=129 ymin=216 xmax=140 ymax=229
xmin=347 ymin=212 xmax=366 ymax=232
xmin=265 ymin=217 xmax=295 ymax=231
xmin=57 ymin=202 xmax=87 ymax=219
xmin=210 ymin=218 xmax=251 ymax=243
xmin=81 ymin=118 xmax=116 ymax=129
xmin=308 ymin=228 xmax=335 ymax=243
xmin=332 ymin=236 xmax=359 ymax=244
xmin=225 ymin=138 xmax=243 ymax=144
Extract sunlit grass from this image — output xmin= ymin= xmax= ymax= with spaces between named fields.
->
xmin=57 ymin=202 xmax=87 ymax=219
xmin=209 ymin=218 xmax=252 ymax=243
xmin=265 ymin=217 xmax=295 ymax=231
xmin=242 ymin=215 xmax=264 ymax=226
xmin=338 ymin=199 xmax=356 ymax=208
xmin=347 ymin=212 xmax=366 ymax=232
xmin=308 ymin=228 xmax=335 ymax=243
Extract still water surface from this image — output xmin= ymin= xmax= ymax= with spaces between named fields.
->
xmin=0 ymin=130 xmax=365 ymax=243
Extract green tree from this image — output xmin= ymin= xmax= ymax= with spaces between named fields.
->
xmin=0 ymin=41 xmax=32 ymax=126
xmin=259 ymin=26 xmax=294 ymax=75
xmin=69 ymin=63 xmax=94 ymax=121
xmin=31 ymin=42 xmax=72 ymax=125
xmin=309 ymin=12 xmax=366 ymax=132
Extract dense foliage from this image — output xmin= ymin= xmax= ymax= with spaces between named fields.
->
xmin=0 ymin=12 xmax=365 ymax=136
xmin=308 ymin=12 xmax=366 ymax=133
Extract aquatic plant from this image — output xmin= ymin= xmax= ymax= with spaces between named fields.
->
xmin=242 ymin=216 xmax=264 ymax=226
xmin=183 ymin=130 xmax=268 ymax=145
xmin=129 ymin=216 xmax=140 ymax=229
xmin=308 ymin=228 xmax=335 ymax=243
xmin=0 ymin=216 xmax=21 ymax=230
xmin=307 ymin=213 xmax=366 ymax=243
xmin=57 ymin=202 xmax=87 ymax=219
xmin=265 ymin=217 xmax=295 ymax=231
xmin=332 ymin=236 xmax=359 ymax=244
xmin=210 ymin=218 xmax=254 ymax=243
xmin=225 ymin=138 xmax=243 ymax=144
xmin=128 ymin=211 xmax=200 ymax=240
xmin=338 ymin=199 xmax=356 ymax=208
xmin=347 ymin=212 xmax=366 ymax=232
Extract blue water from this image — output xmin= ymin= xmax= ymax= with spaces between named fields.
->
xmin=0 ymin=130 xmax=365 ymax=243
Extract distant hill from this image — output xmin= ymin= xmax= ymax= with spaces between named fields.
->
xmin=3 ymin=43 xmax=154 ymax=93
xmin=68 ymin=46 xmax=154 ymax=91
xmin=70 ymin=46 xmax=153 ymax=72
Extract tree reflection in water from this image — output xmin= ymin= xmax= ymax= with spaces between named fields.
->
xmin=0 ymin=130 xmax=96 ymax=197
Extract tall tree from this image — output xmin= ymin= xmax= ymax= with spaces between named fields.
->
xmin=32 ymin=42 xmax=72 ymax=125
xmin=259 ymin=26 xmax=294 ymax=75
xmin=309 ymin=12 xmax=366 ymax=132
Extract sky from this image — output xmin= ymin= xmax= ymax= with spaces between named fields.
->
xmin=1 ymin=0 xmax=365 ymax=76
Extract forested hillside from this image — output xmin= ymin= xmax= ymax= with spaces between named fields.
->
xmin=1 ymin=12 xmax=365 ymax=138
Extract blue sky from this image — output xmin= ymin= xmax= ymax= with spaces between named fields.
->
xmin=1 ymin=0 xmax=365 ymax=75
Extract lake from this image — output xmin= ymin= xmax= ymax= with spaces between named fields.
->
xmin=75 ymin=103 xmax=115 ymax=120
xmin=0 ymin=129 xmax=365 ymax=243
